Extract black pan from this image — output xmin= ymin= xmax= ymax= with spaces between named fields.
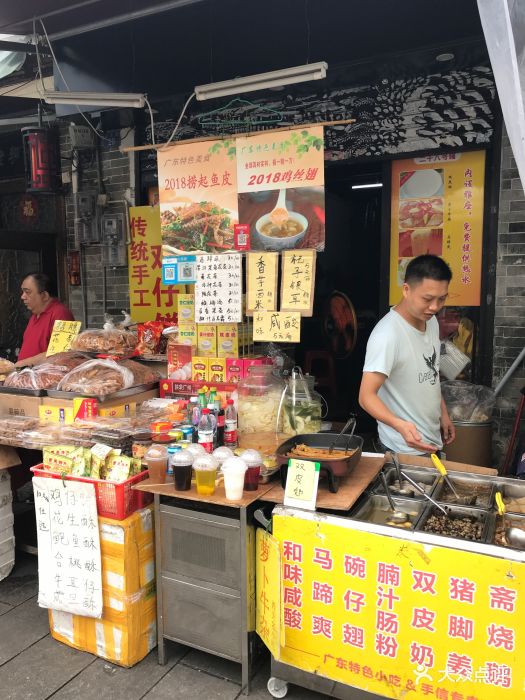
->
xmin=276 ymin=433 xmax=363 ymax=493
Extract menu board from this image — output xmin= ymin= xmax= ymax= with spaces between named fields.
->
xmin=128 ymin=206 xmax=185 ymax=323
xmin=46 ymin=320 xmax=81 ymax=357
xmin=389 ymin=152 xmax=485 ymax=306
xmin=253 ymin=311 xmax=301 ymax=343
xmin=34 ymin=477 xmax=102 ymax=617
xmin=158 ymin=139 xmax=238 ymax=255
xmin=194 ymin=253 xmax=242 ymax=323
xmin=280 ymin=250 xmax=316 ymax=316
xmin=246 ymin=251 xmax=279 ymax=315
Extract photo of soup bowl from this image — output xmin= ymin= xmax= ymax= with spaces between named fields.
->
xmin=255 ymin=211 xmax=308 ymax=250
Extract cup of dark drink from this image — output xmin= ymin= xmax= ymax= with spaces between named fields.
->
xmin=171 ymin=451 xmax=193 ymax=491
xmin=240 ymin=449 xmax=263 ymax=492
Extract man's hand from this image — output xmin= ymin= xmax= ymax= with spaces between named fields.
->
xmin=394 ymin=419 xmax=439 ymax=453
xmin=440 ymin=412 xmax=456 ymax=446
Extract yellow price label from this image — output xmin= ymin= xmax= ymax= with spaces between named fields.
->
xmin=46 ymin=320 xmax=81 ymax=357
xmin=253 ymin=311 xmax=301 ymax=343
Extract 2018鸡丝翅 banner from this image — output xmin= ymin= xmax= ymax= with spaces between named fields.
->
xmin=389 ymin=152 xmax=485 ymax=306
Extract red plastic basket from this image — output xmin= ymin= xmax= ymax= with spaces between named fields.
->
xmin=30 ymin=465 xmax=153 ymax=520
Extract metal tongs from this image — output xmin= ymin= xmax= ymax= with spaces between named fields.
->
xmin=380 ymin=472 xmax=409 ymax=524
xmin=431 ymin=453 xmax=461 ymax=500
xmin=328 ymin=414 xmax=356 ymax=454
xmin=400 ymin=469 xmax=447 ymax=515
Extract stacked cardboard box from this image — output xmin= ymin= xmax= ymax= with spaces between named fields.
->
xmin=0 ymin=470 xmax=14 ymax=582
xmin=49 ymin=506 xmax=156 ymax=667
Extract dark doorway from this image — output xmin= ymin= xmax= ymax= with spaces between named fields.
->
xmin=297 ymin=162 xmax=384 ymax=428
xmin=0 ymin=233 xmax=59 ymax=361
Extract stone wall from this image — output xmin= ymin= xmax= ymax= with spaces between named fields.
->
xmin=492 ymin=130 xmax=525 ymax=464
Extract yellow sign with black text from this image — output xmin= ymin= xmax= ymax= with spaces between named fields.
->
xmin=46 ymin=320 xmax=81 ymax=357
xmin=256 ymin=529 xmax=282 ymax=660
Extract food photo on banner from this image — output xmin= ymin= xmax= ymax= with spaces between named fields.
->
xmin=389 ymin=151 xmax=485 ymax=307
xmin=157 ymin=126 xmax=325 ymax=254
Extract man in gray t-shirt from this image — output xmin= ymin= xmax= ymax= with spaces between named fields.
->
xmin=359 ymin=255 xmax=455 ymax=455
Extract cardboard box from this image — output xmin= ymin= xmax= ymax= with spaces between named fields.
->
xmin=0 ymin=394 xmax=42 ymax=418
xmin=197 ymin=324 xmax=217 ymax=357
xmin=208 ymin=358 xmax=227 ymax=384
xmin=177 ymin=322 xmax=197 ymax=347
xmin=40 ymin=397 xmax=98 ymax=424
xmin=226 ymin=357 xmax=243 ymax=384
xmin=191 ymin=357 xmax=208 ymax=382
xmin=167 ymin=344 xmax=192 ymax=378
xmin=160 ymin=379 xmax=237 ymax=399
xmin=177 ymin=294 xmax=195 ymax=322
xmin=217 ymin=324 xmax=238 ymax=357
xmin=40 ymin=388 xmax=158 ymax=424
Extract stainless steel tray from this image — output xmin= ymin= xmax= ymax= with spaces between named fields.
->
xmin=46 ymin=381 xmax=158 ymax=402
xmin=433 ymin=472 xmax=495 ymax=509
xmin=372 ymin=466 xmax=439 ymax=500
xmin=0 ymin=385 xmax=47 ymax=397
xmin=488 ymin=512 xmax=525 ymax=550
xmin=351 ymin=494 xmax=426 ymax=531
xmin=416 ymin=503 xmax=493 ymax=543
xmin=492 ymin=477 xmax=525 ymax=515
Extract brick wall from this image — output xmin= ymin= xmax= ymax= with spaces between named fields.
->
xmin=59 ymin=126 xmax=134 ymax=328
xmin=492 ymin=130 xmax=525 ymax=464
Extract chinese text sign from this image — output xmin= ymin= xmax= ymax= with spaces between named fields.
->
xmin=246 ymin=252 xmax=279 ymax=314
xmin=34 ymin=477 xmax=103 ymax=618
xmin=256 ymin=529 xmax=282 ymax=660
xmin=273 ymin=513 xmax=524 ymax=700
xmin=253 ymin=311 xmax=301 ymax=343
xmin=280 ymin=250 xmax=316 ymax=316
xmin=46 ymin=320 xmax=81 ymax=357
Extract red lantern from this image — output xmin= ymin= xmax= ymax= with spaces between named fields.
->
xmin=21 ymin=127 xmax=60 ymax=193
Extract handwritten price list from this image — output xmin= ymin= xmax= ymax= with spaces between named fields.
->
xmin=194 ymin=253 xmax=243 ymax=324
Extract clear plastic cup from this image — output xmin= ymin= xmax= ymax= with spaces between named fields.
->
xmin=222 ymin=457 xmax=248 ymax=501
xmin=193 ymin=454 xmax=218 ymax=496
xmin=240 ymin=449 xmax=263 ymax=491
xmin=213 ymin=446 xmax=235 ymax=468
xmin=171 ymin=450 xmax=194 ymax=491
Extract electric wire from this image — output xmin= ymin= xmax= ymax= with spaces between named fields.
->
xmin=160 ymin=91 xmax=196 ymax=150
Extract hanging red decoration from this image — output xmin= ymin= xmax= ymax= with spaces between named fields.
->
xmin=21 ymin=127 xmax=60 ymax=193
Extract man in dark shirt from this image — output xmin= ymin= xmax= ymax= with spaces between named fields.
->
xmin=16 ymin=273 xmax=74 ymax=367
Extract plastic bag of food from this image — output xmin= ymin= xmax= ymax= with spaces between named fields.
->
xmin=71 ymin=328 xmax=137 ymax=355
xmin=57 ymin=359 xmax=135 ymax=396
xmin=441 ymin=380 xmax=495 ymax=422
xmin=0 ymin=358 xmax=15 ymax=380
xmin=119 ymin=359 xmax=160 ymax=385
xmin=136 ymin=321 xmax=165 ymax=355
xmin=4 ymin=363 xmax=69 ymax=390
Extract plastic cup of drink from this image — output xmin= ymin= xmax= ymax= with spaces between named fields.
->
xmin=240 ymin=449 xmax=263 ymax=492
xmin=222 ymin=457 xmax=247 ymax=501
xmin=172 ymin=451 xmax=194 ymax=491
xmin=144 ymin=444 xmax=168 ymax=484
xmin=193 ymin=455 xmax=218 ymax=496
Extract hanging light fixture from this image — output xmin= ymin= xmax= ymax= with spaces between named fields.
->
xmin=21 ymin=125 xmax=60 ymax=193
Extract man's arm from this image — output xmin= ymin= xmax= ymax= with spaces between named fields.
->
xmin=440 ymin=397 xmax=455 ymax=446
xmin=15 ymin=351 xmax=48 ymax=368
xmin=359 ymin=371 xmax=439 ymax=453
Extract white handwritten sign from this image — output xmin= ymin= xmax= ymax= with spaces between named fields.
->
xmin=33 ymin=477 xmax=102 ymax=618
xmin=280 ymin=250 xmax=316 ymax=316
xmin=194 ymin=253 xmax=243 ymax=323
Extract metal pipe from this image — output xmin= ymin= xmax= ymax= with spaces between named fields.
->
xmin=494 ymin=346 xmax=525 ymax=396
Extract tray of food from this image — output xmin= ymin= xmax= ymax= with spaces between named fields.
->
xmin=493 ymin=478 xmax=525 ymax=514
xmin=351 ymin=494 xmax=426 ymax=531
xmin=372 ymin=466 xmax=440 ymax=499
xmin=490 ymin=513 xmax=525 ymax=550
xmin=46 ymin=381 xmax=158 ymax=402
xmin=416 ymin=504 xmax=492 ymax=543
xmin=276 ymin=432 xmax=363 ymax=493
xmin=433 ymin=472 xmax=495 ymax=509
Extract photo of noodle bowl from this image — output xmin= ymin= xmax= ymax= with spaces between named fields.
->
xmin=161 ymin=200 xmax=237 ymax=255
xmin=398 ymin=197 xmax=443 ymax=228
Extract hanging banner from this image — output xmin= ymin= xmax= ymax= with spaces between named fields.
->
xmin=389 ymin=151 xmax=485 ymax=306
xmin=34 ymin=477 xmax=103 ymax=618
xmin=237 ymin=126 xmax=325 ymax=252
xmin=128 ymin=206 xmax=185 ymax=322
xmin=280 ymin=249 xmax=316 ymax=316
xmin=273 ymin=511 xmax=524 ymax=700
xmin=158 ymin=140 xmax=238 ymax=255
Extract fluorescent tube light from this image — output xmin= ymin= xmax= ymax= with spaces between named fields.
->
xmin=351 ymin=183 xmax=383 ymax=189
xmin=195 ymin=62 xmax=328 ymax=101
xmin=43 ymin=91 xmax=146 ymax=108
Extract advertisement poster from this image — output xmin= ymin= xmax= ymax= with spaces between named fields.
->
xmin=158 ymin=139 xmax=238 ymax=255
xmin=256 ymin=529 xmax=282 ymax=660
xmin=128 ymin=206 xmax=185 ymax=322
xmin=237 ymin=126 xmax=325 ymax=252
xmin=273 ymin=512 xmax=523 ymax=700
xmin=389 ymin=151 xmax=485 ymax=306
xmin=156 ymin=127 xmax=325 ymax=255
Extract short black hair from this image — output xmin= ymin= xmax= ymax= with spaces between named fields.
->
xmin=404 ymin=255 xmax=452 ymax=285
xmin=22 ymin=273 xmax=57 ymax=297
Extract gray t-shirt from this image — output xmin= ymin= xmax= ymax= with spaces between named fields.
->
xmin=363 ymin=308 xmax=442 ymax=454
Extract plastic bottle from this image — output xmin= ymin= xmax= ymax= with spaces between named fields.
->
xmin=224 ymin=399 xmax=238 ymax=448
xmin=216 ymin=399 xmax=225 ymax=447
xmin=187 ymin=396 xmax=199 ymax=424
xmin=188 ymin=396 xmax=200 ymax=442
xmin=166 ymin=446 xmax=177 ymax=478
xmin=197 ymin=408 xmax=214 ymax=453
xmin=207 ymin=402 xmax=218 ymax=448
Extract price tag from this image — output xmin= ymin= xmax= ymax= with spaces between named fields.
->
xmin=46 ymin=320 xmax=82 ymax=357
xmin=246 ymin=251 xmax=278 ymax=315
xmin=284 ymin=458 xmax=320 ymax=511
xmin=253 ymin=311 xmax=301 ymax=343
